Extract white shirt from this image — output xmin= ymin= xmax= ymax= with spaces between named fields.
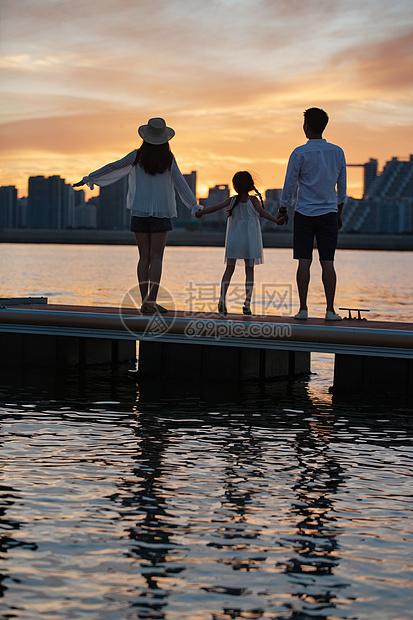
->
xmin=83 ymin=150 xmax=199 ymax=218
xmin=280 ymin=139 xmax=347 ymax=216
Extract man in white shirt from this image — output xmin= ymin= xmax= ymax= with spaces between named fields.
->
xmin=280 ymin=108 xmax=347 ymax=321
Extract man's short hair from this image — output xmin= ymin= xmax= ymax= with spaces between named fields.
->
xmin=304 ymin=108 xmax=329 ymax=134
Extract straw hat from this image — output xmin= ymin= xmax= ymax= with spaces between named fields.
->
xmin=138 ymin=117 xmax=175 ymax=144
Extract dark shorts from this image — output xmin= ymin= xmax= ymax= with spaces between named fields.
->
xmin=293 ymin=211 xmax=338 ymax=261
xmin=130 ymin=216 xmax=173 ymax=234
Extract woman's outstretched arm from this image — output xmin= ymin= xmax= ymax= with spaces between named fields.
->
xmin=73 ymin=150 xmax=137 ymax=189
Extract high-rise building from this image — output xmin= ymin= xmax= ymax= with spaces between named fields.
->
xmin=27 ymin=176 xmax=50 ymax=228
xmin=265 ymin=188 xmax=282 ymax=202
xmin=74 ymin=189 xmax=85 ymax=207
xmin=17 ymin=197 xmax=28 ymax=228
xmin=367 ymin=156 xmax=413 ymax=200
xmin=73 ymin=189 xmax=97 ymax=229
xmin=202 ymin=184 xmax=230 ymax=228
xmin=74 ymin=204 xmax=97 ymax=229
xmin=97 ymin=177 xmax=129 ymax=229
xmin=0 ymin=186 xmax=18 ymax=228
xmin=363 ymin=158 xmax=378 ymax=198
xmin=27 ymin=175 xmax=60 ymax=228
xmin=27 ymin=175 xmax=74 ymax=229
xmin=63 ymin=182 xmax=75 ymax=228
xmin=342 ymin=155 xmax=413 ymax=233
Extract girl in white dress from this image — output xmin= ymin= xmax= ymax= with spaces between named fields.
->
xmin=196 ymin=171 xmax=287 ymax=315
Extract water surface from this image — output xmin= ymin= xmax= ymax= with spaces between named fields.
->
xmin=0 ymin=245 xmax=412 ymax=619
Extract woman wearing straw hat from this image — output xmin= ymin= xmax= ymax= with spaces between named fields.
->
xmin=73 ymin=118 xmax=200 ymax=314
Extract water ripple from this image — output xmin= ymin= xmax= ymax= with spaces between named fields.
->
xmin=0 ymin=378 xmax=412 ymax=620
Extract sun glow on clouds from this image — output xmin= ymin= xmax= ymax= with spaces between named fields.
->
xmin=1 ymin=0 xmax=412 ymax=199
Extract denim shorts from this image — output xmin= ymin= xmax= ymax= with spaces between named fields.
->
xmin=293 ymin=211 xmax=338 ymax=261
xmin=130 ymin=216 xmax=173 ymax=234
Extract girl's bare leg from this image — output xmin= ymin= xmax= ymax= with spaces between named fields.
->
xmin=219 ymin=264 xmax=235 ymax=307
xmin=244 ymin=264 xmax=254 ymax=307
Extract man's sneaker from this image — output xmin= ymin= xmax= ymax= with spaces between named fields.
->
xmin=294 ymin=310 xmax=308 ymax=320
xmin=325 ymin=311 xmax=342 ymax=321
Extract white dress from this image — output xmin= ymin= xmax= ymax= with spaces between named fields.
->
xmin=225 ymin=196 xmax=263 ymax=266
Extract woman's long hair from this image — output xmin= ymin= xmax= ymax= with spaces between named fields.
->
xmin=133 ymin=141 xmax=173 ymax=175
xmin=227 ymin=171 xmax=265 ymax=217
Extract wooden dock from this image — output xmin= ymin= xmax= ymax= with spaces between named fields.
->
xmin=1 ymin=300 xmax=412 ymax=395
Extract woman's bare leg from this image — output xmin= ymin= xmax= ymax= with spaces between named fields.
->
xmin=147 ymin=231 xmax=168 ymax=304
xmin=134 ymin=232 xmax=150 ymax=304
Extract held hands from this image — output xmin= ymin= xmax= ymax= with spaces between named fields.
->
xmin=275 ymin=212 xmax=289 ymax=225
xmin=195 ymin=208 xmax=204 ymax=219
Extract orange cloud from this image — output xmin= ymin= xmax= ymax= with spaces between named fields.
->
xmin=1 ymin=0 xmax=412 ymax=201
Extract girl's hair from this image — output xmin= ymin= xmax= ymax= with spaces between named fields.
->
xmin=133 ymin=141 xmax=173 ymax=175
xmin=227 ymin=171 xmax=265 ymax=217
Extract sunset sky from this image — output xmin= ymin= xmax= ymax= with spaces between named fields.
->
xmin=1 ymin=0 xmax=412 ymax=200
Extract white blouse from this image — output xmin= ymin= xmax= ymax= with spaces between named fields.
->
xmin=82 ymin=150 xmax=199 ymax=218
xmin=280 ymin=139 xmax=347 ymax=216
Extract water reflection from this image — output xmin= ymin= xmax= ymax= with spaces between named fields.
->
xmin=0 ymin=480 xmax=38 ymax=601
xmin=207 ymin=426 xmax=266 ymax=578
xmin=107 ymin=379 xmax=346 ymax=619
xmin=110 ymin=395 xmax=177 ymax=618
xmin=0 ymin=366 xmax=412 ymax=619
xmin=0 ymin=483 xmax=19 ymax=600
xmin=277 ymin=416 xmax=347 ymax=618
